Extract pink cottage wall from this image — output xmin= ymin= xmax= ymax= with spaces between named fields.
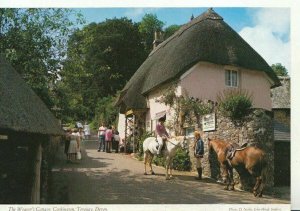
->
xmin=179 ymin=62 xmax=273 ymax=110
xmin=145 ymin=84 xmax=179 ymax=135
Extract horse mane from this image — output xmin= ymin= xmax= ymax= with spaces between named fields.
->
xmin=174 ymin=136 xmax=185 ymax=141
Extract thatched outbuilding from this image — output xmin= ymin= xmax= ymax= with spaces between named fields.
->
xmin=0 ymin=55 xmax=63 ymax=203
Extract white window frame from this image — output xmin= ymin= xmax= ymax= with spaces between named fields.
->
xmin=225 ymin=69 xmax=239 ymax=87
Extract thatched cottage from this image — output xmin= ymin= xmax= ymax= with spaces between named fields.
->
xmin=116 ymin=8 xmax=280 ymax=145
xmin=0 ymin=55 xmax=63 ymax=203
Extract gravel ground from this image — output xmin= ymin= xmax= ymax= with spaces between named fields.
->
xmin=48 ymin=139 xmax=290 ymax=204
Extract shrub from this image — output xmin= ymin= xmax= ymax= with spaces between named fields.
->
xmin=217 ymin=89 xmax=253 ymax=120
xmin=173 ymin=148 xmax=191 ymax=171
xmin=152 ymin=148 xmax=191 ymax=171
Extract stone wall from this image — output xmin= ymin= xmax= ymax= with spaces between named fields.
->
xmin=188 ymin=109 xmax=274 ymax=190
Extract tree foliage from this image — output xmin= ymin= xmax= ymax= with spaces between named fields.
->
xmin=271 ymin=63 xmax=288 ymax=76
xmin=164 ymin=24 xmax=181 ymax=39
xmin=138 ymin=13 xmax=164 ymax=53
xmin=0 ymin=8 xmax=84 ymax=107
xmin=59 ymin=18 xmax=147 ymax=123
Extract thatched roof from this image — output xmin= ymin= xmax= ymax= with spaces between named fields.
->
xmin=0 ymin=56 xmax=63 ymax=136
xmin=271 ymin=76 xmax=290 ymax=109
xmin=117 ymin=8 xmax=280 ymax=113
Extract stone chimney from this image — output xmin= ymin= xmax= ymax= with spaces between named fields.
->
xmin=190 ymin=14 xmax=194 ymax=21
xmin=153 ymin=31 xmax=163 ymax=49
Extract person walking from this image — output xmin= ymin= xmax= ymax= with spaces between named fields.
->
xmin=193 ymin=130 xmax=204 ymax=180
xmin=83 ymin=122 xmax=91 ymax=140
xmin=98 ymin=123 xmax=106 ymax=152
xmin=155 ymin=115 xmax=170 ymax=155
xmin=64 ymin=128 xmax=72 ymax=162
xmin=105 ymin=126 xmax=113 ymax=153
xmin=68 ymin=128 xmax=81 ymax=163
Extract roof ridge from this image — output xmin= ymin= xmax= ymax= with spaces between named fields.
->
xmin=149 ymin=8 xmax=223 ymax=57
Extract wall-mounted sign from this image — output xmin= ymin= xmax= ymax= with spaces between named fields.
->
xmin=202 ymin=113 xmax=216 ymax=132
xmin=0 ymin=135 xmax=8 ymax=140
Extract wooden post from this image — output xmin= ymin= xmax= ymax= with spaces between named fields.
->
xmin=125 ymin=117 xmax=127 ymax=153
xmin=30 ymin=142 xmax=42 ymax=204
xmin=132 ymin=114 xmax=135 ymax=153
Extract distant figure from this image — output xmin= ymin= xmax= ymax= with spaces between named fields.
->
xmin=64 ymin=128 xmax=72 ymax=162
xmin=76 ymin=122 xmax=83 ymax=129
xmin=113 ymin=130 xmax=120 ymax=153
xmin=98 ymin=123 xmax=106 ymax=152
xmin=105 ymin=126 xmax=113 ymax=153
xmin=155 ymin=115 xmax=170 ymax=155
xmin=83 ymin=122 xmax=91 ymax=140
xmin=68 ymin=128 xmax=81 ymax=162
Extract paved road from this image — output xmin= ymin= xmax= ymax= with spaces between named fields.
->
xmin=49 ymin=140 xmax=289 ymax=204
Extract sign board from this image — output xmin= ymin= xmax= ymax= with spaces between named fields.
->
xmin=202 ymin=113 xmax=216 ymax=132
xmin=0 ymin=135 xmax=8 ymax=140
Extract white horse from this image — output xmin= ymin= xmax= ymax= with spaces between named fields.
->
xmin=143 ymin=136 xmax=188 ymax=180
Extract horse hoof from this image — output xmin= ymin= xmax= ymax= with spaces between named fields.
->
xmin=151 ymin=171 xmax=155 ymax=175
xmin=253 ymin=191 xmax=258 ymax=197
xmin=144 ymin=172 xmax=147 ymax=175
xmin=224 ymin=187 xmax=229 ymax=191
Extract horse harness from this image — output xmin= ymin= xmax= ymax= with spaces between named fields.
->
xmin=155 ymin=138 xmax=177 ymax=151
xmin=226 ymin=142 xmax=248 ymax=161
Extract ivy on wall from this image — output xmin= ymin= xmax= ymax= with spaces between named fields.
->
xmin=159 ymin=84 xmax=213 ymax=135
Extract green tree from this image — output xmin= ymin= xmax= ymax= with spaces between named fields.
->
xmin=138 ymin=13 xmax=164 ymax=53
xmin=94 ymin=96 xmax=119 ymax=128
xmin=60 ymin=18 xmax=146 ymax=122
xmin=164 ymin=24 xmax=181 ymax=39
xmin=271 ymin=63 xmax=289 ymax=76
xmin=0 ymin=8 xmax=84 ymax=107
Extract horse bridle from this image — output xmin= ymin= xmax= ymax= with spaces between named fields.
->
xmin=166 ymin=139 xmax=178 ymax=146
xmin=166 ymin=137 xmax=187 ymax=147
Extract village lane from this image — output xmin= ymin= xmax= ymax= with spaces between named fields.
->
xmin=49 ymin=139 xmax=289 ymax=204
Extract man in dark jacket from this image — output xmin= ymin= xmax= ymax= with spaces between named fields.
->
xmin=193 ymin=130 xmax=204 ymax=180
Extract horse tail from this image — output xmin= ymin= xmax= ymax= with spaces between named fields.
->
xmin=260 ymin=151 xmax=268 ymax=182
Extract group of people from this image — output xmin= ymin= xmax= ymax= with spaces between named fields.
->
xmin=64 ymin=127 xmax=85 ymax=163
xmin=97 ymin=123 xmax=120 ymax=153
xmin=155 ymin=115 xmax=204 ymax=180
xmin=63 ymin=117 xmax=204 ymax=179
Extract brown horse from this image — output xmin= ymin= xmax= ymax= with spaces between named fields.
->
xmin=208 ymin=138 xmax=267 ymax=197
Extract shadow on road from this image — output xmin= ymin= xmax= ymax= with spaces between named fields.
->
xmin=48 ymin=140 xmax=290 ymax=204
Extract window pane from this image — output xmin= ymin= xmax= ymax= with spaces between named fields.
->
xmin=232 ymin=71 xmax=237 ymax=87
xmin=225 ymin=70 xmax=231 ymax=86
xmin=225 ymin=69 xmax=238 ymax=87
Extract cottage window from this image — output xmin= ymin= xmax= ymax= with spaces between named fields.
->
xmin=225 ymin=70 xmax=238 ymax=87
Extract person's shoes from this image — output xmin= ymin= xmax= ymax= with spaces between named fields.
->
xmin=195 ymin=168 xmax=202 ymax=180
